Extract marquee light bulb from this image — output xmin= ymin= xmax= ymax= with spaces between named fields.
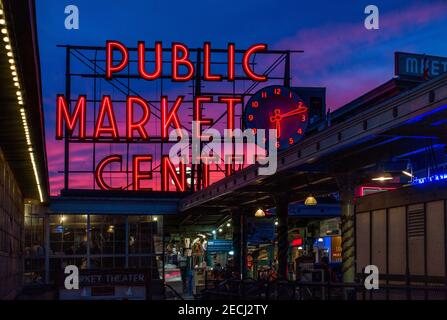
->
xmin=1 ymin=28 xmax=6 ymax=34
xmin=3 ymin=36 xmax=9 ymax=42
xmin=0 ymin=19 xmax=4 ymax=25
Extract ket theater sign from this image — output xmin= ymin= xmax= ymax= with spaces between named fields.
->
xmin=56 ymin=41 xmax=307 ymax=192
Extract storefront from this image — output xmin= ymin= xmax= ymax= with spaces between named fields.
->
xmin=356 ymin=180 xmax=447 ymax=299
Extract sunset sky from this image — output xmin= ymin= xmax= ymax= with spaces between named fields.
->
xmin=35 ymin=0 xmax=447 ymax=195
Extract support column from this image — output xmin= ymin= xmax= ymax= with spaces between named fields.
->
xmin=87 ymin=214 xmax=91 ymax=269
xmin=125 ymin=216 xmax=129 ymax=268
xmin=231 ymin=209 xmax=247 ymax=279
xmin=337 ymin=175 xmax=356 ymax=285
xmin=275 ymin=192 xmax=290 ymax=280
xmin=44 ymin=214 xmax=50 ymax=284
xmin=241 ymin=212 xmax=248 ymax=279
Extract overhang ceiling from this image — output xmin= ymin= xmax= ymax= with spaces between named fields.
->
xmin=0 ymin=0 xmax=48 ymax=201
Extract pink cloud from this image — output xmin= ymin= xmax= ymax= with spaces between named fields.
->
xmin=275 ymin=1 xmax=447 ymax=75
xmin=273 ymin=1 xmax=447 ymax=108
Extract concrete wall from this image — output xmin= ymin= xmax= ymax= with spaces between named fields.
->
xmin=0 ymin=147 xmax=24 ymax=299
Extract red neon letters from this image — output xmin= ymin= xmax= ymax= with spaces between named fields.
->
xmin=95 ymin=155 xmax=123 ymax=190
xmin=161 ymin=155 xmax=186 ymax=192
xmin=243 ymin=44 xmax=267 ymax=82
xmin=62 ymin=41 xmax=271 ymax=193
xmin=138 ymin=41 xmax=162 ymax=80
xmin=127 ymin=96 xmax=151 ymax=140
xmin=105 ymin=41 xmax=268 ymax=81
xmin=161 ymin=96 xmax=183 ymax=140
xmin=133 ymin=155 xmax=153 ymax=191
xmin=106 ymin=41 xmax=129 ymax=79
xmin=94 ymin=96 xmax=119 ymax=139
xmin=56 ymin=95 xmax=86 ymax=139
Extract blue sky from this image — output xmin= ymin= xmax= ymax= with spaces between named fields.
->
xmin=35 ymin=0 xmax=447 ymax=193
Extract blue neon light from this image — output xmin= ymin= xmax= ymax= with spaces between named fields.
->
xmin=413 ymin=173 xmax=447 ymax=185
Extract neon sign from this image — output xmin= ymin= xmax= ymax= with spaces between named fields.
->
xmin=412 ymin=173 xmax=447 ymax=185
xmin=56 ymin=41 xmax=283 ymax=192
xmin=244 ymin=85 xmax=308 ymax=150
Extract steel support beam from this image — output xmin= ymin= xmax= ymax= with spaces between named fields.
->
xmin=275 ymin=192 xmax=290 ymax=279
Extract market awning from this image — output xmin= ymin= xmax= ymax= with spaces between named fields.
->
xmin=179 ymin=73 xmax=447 ymax=213
xmin=0 ymin=0 xmax=48 ymax=201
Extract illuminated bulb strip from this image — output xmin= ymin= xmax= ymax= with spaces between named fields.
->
xmin=0 ymin=3 xmax=44 ymax=202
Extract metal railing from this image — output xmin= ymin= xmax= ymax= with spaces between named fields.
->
xmin=199 ymin=278 xmax=447 ymax=300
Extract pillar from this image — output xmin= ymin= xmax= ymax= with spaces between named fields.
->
xmin=87 ymin=214 xmax=91 ymax=269
xmin=275 ymin=192 xmax=290 ymax=279
xmin=44 ymin=214 xmax=50 ymax=284
xmin=336 ymin=175 xmax=356 ymax=284
xmin=231 ymin=209 xmax=247 ymax=279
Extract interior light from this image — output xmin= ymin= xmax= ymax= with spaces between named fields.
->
xmin=304 ymin=195 xmax=317 ymax=206
xmin=402 ymin=170 xmax=413 ymax=178
xmin=371 ymin=176 xmax=393 ymax=181
xmin=255 ymin=208 xmax=265 ymax=217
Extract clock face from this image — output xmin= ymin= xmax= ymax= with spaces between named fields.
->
xmin=244 ymin=85 xmax=308 ymax=150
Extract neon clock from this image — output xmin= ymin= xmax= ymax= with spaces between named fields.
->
xmin=244 ymin=85 xmax=308 ymax=149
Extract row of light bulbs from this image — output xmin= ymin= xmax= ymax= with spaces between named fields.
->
xmin=1 ymin=4 xmax=43 ymax=202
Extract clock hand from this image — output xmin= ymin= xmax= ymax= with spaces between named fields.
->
xmin=280 ymin=105 xmax=308 ymax=118
xmin=269 ymin=109 xmax=281 ymax=138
